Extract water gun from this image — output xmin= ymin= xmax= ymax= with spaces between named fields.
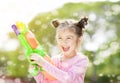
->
xmin=11 ymin=22 xmax=56 ymax=80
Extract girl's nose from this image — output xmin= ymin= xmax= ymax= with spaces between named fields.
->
xmin=62 ymin=39 xmax=68 ymax=45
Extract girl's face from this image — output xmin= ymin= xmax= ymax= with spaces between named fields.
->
xmin=56 ymin=28 xmax=81 ymax=58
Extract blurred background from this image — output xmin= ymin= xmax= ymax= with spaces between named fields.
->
xmin=0 ymin=0 xmax=120 ymax=83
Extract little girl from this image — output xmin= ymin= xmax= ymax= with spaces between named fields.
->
xmin=30 ymin=17 xmax=89 ymax=83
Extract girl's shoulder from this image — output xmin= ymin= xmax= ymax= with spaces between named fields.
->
xmin=77 ymin=52 xmax=89 ymax=66
xmin=78 ymin=52 xmax=88 ymax=58
xmin=77 ymin=52 xmax=89 ymax=63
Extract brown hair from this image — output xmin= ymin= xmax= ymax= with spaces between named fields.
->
xmin=52 ymin=17 xmax=88 ymax=37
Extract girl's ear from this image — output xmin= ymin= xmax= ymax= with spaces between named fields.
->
xmin=52 ymin=20 xmax=60 ymax=28
xmin=78 ymin=36 xmax=83 ymax=43
xmin=77 ymin=36 xmax=83 ymax=48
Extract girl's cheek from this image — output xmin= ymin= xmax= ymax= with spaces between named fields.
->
xmin=57 ymin=42 xmax=61 ymax=47
xmin=57 ymin=44 xmax=62 ymax=49
xmin=68 ymin=41 xmax=72 ymax=45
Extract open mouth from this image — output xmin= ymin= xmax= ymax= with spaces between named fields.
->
xmin=62 ymin=47 xmax=70 ymax=52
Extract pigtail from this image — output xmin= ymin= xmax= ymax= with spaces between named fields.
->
xmin=76 ymin=17 xmax=88 ymax=29
xmin=52 ymin=17 xmax=88 ymax=37
xmin=52 ymin=20 xmax=60 ymax=28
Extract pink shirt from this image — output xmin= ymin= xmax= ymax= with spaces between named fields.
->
xmin=34 ymin=53 xmax=89 ymax=83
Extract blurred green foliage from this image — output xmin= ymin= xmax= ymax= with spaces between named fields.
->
xmin=0 ymin=1 xmax=120 ymax=83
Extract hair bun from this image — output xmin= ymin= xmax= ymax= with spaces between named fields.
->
xmin=52 ymin=20 xmax=59 ymax=28
xmin=77 ymin=17 xmax=88 ymax=29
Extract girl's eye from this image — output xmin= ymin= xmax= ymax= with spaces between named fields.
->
xmin=58 ymin=37 xmax=62 ymax=39
xmin=67 ymin=37 xmax=72 ymax=39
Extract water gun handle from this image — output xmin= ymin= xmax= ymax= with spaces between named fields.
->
xmin=25 ymin=30 xmax=56 ymax=80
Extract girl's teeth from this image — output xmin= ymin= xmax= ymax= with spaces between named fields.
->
xmin=63 ymin=47 xmax=69 ymax=52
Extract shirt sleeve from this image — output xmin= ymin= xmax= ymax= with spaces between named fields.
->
xmin=42 ymin=56 xmax=89 ymax=83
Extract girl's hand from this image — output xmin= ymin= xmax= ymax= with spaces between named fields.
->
xmin=28 ymin=64 xmax=35 ymax=73
xmin=30 ymin=53 xmax=44 ymax=66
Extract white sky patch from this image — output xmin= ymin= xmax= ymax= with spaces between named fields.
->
xmin=0 ymin=0 xmax=66 ymax=35
xmin=2 ymin=39 xmax=19 ymax=51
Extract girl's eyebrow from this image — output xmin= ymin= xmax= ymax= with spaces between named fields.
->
xmin=56 ymin=34 xmax=74 ymax=38
xmin=66 ymin=35 xmax=73 ymax=38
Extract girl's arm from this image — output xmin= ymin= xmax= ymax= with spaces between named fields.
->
xmin=30 ymin=54 xmax=88 ymax=82
xmin=42 ymin=57 xmax=88 ymax=82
